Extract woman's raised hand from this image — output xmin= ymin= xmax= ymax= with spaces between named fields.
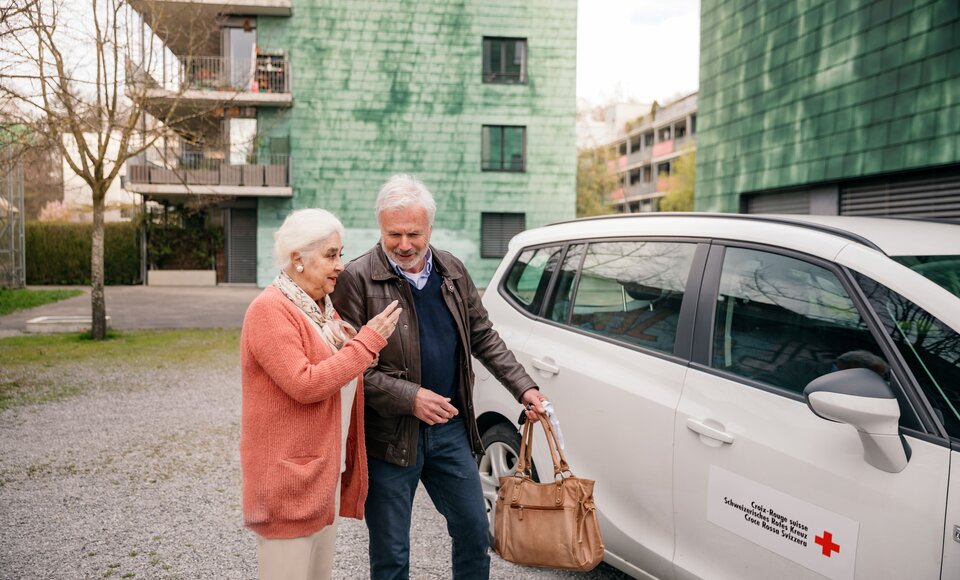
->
xmin=367 ymin=300 xmax=403 ymax=340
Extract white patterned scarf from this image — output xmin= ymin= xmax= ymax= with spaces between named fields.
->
xmin=273 ymin=271 xmax=356 ymax=350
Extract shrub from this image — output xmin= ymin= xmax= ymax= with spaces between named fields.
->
xmin=147 ymin=226 xmax=222 ymax=270
xmin=25 ymin=222 xmax=141 ymax=285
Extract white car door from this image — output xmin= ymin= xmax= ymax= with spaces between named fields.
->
xmin=673 ymin=245 xmax=950 ymax=580
xmin=501 ymin=239 xmax=704 ymax=579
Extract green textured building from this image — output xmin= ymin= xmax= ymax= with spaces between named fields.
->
xmin=696 ymin=0 xmax=960 ymax=217
xmin=126 ymin=0 xmax=577 ymax=286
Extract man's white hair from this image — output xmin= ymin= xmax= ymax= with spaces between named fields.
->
xmin=375 ymin=174 xmax=437 ymax=226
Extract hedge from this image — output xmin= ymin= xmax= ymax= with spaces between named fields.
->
xmin=25 ymin=222 xmax=141 ymax=285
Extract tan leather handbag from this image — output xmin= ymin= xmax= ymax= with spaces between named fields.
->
xmin=493 ymin=415 xmax=604 ymax=571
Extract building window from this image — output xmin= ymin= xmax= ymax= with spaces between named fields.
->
xmin=482 ymin=125 xmax=525 ymax=172
xmin=675 ymin=121 xmax=687 ymax=139
xmin=644 ymin=132 xmax=654 ymax=147
xmin=690 ymin=114 xmax=697 ymax=134
xmin=482 ymin=37 xmax=527 ymax=83
xmin=481 ymin=212 xmax=526 ymax=258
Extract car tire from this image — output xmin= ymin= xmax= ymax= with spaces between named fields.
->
xmin=477 ymin=422 xmax=538 ymax=543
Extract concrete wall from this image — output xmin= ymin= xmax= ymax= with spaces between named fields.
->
xmin=696 ymin=0 xmax=960 ymax=212
xmin=255 ymin=0 xmax=578 ymax=286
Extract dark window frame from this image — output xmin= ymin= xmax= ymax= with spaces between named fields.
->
xmin=482 ymin=125 xmax=526 ymax=172
xmin=482 ymin=37 xmax=528 ymax=84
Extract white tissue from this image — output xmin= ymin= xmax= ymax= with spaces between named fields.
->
xmin=542 ymin=401 xmax=564 ymax=449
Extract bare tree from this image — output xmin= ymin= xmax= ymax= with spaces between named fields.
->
xmin=0 ymin=0 xmax=238 ymax=338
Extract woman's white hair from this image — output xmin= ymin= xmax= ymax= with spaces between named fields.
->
xmin=375 ymin=174 xmax=437 ymax=226
xmin=273 ymin=208 xmax=344 ymax=269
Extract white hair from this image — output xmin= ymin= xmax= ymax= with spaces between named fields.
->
xmin=375 ymin=174 xmax=437 ymax=226
xmin=273 ymin=208 xmax=344 ymax=269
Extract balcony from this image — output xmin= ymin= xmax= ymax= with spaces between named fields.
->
xmin=624 ymin=183 xmax=657 ymax=199
xmin=132 ymin=53 xmax=292 ymax=114
xmin=130 ymin=0 xmax=292 ymax=54
xmin=627 ymin=147 xmax=652 ymax=166
xmin=125 ymin=153 xmax=292 ymax=199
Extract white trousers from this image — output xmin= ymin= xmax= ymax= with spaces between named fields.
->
xmin=257 ymin=481 xmax=341 ymax=580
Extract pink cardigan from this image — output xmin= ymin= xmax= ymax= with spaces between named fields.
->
xmin=240 ymin=286 xmax=386 ymax=539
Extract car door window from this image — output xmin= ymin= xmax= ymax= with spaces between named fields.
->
xmin=566 ymin=241 xmax=697 ymax=354
xmin=712 ymin=247 xmax=890 ymax=394
xmin=502 ymin=245 xmax=563 ymax=315
xmin=856 ymin=273 xmax=960 ymax=438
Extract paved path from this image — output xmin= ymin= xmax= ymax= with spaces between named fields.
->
xmin=0 ymin=285 xmax=262 ymax=334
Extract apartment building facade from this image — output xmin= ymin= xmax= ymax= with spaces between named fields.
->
xmin=605 ymin=93 xmax=697 ymax=213
xmin=125 ymin=0 xmax=577 ymax=286
xmin=696 ymin=0 xmax=960 ymax=217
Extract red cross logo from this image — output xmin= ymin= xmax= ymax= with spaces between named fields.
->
xmin=815 ymin=531 xmax=840 ymax=557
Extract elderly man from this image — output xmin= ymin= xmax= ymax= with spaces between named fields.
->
xmin=331 ymin=174 xmax=546 ymax=580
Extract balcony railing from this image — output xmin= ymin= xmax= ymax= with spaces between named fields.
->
xmin=128 ymin=153 xmax=290 ymax=187
xmin=147 ymin=53 xmax=290 ymax=95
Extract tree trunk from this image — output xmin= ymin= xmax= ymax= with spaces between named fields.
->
xmin=90 ymin=185 xmax=107 ymax=339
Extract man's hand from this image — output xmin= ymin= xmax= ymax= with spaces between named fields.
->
xmin=413 ymin=388 xmax=459 ymax=425
xmin=521 ymin=388 xmax=547 ymax=422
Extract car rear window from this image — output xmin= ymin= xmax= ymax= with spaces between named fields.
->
xmin=892 ymin=255 xmax=960 ymax=298
xmin=502 ymin=245 xmax=563 ymax=315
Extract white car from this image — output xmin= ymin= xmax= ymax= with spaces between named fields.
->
xmin=473 ymin=213 xmax=960 ymax=580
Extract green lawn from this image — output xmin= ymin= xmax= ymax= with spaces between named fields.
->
xmin=0 ymin=288 xmax=85 ymax=316
xmin=0 ymin=328 xmax=240 ymax=410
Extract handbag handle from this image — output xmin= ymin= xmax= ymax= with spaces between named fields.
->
xmin=515 ymin=413 xmax=573 ymax=479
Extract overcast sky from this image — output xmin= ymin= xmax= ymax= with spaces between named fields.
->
xmin=577 ymin=0 xmax=701 ymax=105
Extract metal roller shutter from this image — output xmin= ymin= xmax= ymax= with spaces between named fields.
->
xmin=227 ymin=208 xmax=258 ymax=283
xmin=744 ymin=191 xmax=810 ymax=214
xmin=841 ymin=176 xmax=960 ymax=218
xmin=481 ymin=212 xmax=525 ymax=258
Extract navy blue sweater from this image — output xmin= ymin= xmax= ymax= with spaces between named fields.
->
xmin=409 ymin=269 xmax=461 ymax=408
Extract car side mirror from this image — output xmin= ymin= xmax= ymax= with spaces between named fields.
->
xmin=803 ymin=368 xmax=910 ymax=473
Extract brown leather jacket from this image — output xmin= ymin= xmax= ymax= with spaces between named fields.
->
xmin=331 ymin=244 xmax=537 ymax=467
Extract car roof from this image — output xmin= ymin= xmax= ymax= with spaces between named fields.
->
xmin=529 ymin=213 xmax=960 ymax=258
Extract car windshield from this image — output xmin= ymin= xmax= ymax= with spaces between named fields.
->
xmin=893 ymin=255 xmax=960 ymax=298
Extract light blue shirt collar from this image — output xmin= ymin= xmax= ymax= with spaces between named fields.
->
xmin=386 ymin=247 xmax=433 ymax=290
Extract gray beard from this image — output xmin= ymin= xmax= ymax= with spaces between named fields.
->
xmin=381 ymin=242 xmax=423 ymax=271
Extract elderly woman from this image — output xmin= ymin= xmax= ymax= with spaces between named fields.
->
xmin=240 ymin=208 xmax=401 ymax=580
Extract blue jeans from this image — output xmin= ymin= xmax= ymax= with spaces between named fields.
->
xmin=365 ymin=417 xmax=490 ymax=580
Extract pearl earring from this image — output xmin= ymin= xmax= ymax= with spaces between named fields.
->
xmin=295 ymin=264 xmax=304 ymax=273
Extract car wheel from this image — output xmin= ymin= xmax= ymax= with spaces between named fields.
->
xmin=478 ymin=422 xmax=537 ymax=541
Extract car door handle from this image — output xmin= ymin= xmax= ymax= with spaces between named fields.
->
xmin=531 ymin=358 xmax=560 ymax=375
xmin=686 ymin=418 xmax=735 ymax=444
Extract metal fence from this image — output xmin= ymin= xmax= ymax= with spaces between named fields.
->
xmin=0 ymin=151 xmax=25 ymax=288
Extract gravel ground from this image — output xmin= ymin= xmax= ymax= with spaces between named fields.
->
xmin=0 ymin=342 xmax=631 ymax=579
